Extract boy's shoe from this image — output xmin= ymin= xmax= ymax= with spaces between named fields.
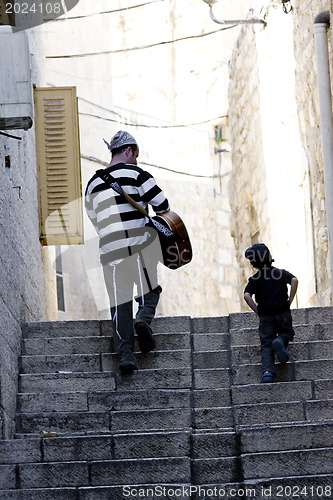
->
xmin=272 ymin=337 xmax=289 ymax=364
xmin=134 ymin=322 xmax=155 ymax=353
xmin=261 ymin=371 xmax=275 ymax=383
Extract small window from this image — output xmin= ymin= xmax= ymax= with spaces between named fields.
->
xmin=0 ymin=1 xmax=15 ymax=26
xmin=55 ymin=246 xmax=65 ymax=312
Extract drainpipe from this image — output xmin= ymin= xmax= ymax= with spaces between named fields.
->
xmin=207 ymin=5 xmax=267 ymax=27
xmin=314 ymin=11 xmax=333 ymax=289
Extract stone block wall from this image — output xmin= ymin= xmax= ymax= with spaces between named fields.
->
xmin=292 ymin=0 xmax=332 ymax=306
xmin=227 ymin=0 xmax=333 ymax=309
xmin=0 ymin=28 xmax=57 ymax=438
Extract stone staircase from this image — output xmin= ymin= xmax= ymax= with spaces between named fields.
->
xmin=0 ymin=307 xmax=332 ymax=499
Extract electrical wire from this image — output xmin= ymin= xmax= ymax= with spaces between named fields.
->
xmin=54 ymin=0 xmax=166 ymax=21
xmin=46 ymin=25 xmax=238 ymax=59
xmin=79 ymin=111 xmax=228 ymax=129
xmin=81 ymin=154 xmax=229 ymax=179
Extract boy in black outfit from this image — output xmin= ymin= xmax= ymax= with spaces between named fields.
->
xmin=244 ymin=243 xmax=298 ymax=383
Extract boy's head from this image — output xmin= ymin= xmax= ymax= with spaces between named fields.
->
xmin=245 ymin=243 xmax=274 ymax=269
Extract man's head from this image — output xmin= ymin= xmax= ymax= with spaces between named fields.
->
xmin=104 ymin=130 xmax=139 ymax=165
xmin=245 ymin=243 xmax=274 ymax=269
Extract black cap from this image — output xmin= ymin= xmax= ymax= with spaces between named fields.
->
xmin=245 ymin=243 xmax=274 ymax=268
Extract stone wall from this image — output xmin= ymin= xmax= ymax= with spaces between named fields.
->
xmin=228 ymin=0 xmax=333 ymax=310
xmin=0 ymin=28 xmax=57 ymax=438
xmin=292 ymin=0 xmax=332 ymax=305
xmin=228 ymin=23 xmax=271 ymax=308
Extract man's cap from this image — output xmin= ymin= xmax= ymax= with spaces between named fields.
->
xmin=245 ymin=243 xmax=274 ymax=267
xmin=103 ymin=130 xmax=138 ymax=152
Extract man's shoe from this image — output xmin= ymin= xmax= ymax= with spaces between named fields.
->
xmin=261 ymin=371 xmax=275 ymax=383
xmin=119 ymin=352 xmax=137 ymax=374
xmin=134 ymin=322 xmax=155 ymax=353
xmin=119 ymin=361 xmax=137 ymax=374
xmin=272 ymin=337 xmax=289 ymax=364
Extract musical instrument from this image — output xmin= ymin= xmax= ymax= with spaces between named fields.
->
xmin=152 ymin=210 xmax=192 ymax=270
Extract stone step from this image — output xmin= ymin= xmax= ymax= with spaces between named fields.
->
xmin=19 ymin=349 xmax=191 ymax=374
xmin=0 ymin=431 xmax=191 ymax=464
xmin=231 ymin=339 xmax=333 ymax=365
xmin=19 ymin=368 xmax=192 ymax=393
xmin=242 ymin=447 xmax=333 ymax=480
xmin=16 ymin=404 xmax=237 ymax=436
xmin=232 ymin=359 xmax=333 ymax=385
xmin=193 ymin=368 xmax=230 ymax=389
xmin=18 ymin=388 xmax=192 ymax=413
xmin=22 ymin=332 xmax=191 ymax=356
xmin=16 ymin=408 xmax=193 ymax=436
xmin=0 ymin=457 xmax=191 ymax=490
xmin=240 ymin=422 xmax=333 ymax=453
xmin=2 ymin=476 xmax=332 ymax=500
xmin=22 ymin=316 xmax=191 ymax=339
xmin=230 ymin=322 xmax=333 ymax=345
xmin=229 ymin=306 xmax=333 ymax=331
xmin=234 ymin=399 xmax=333 ymax=428
xmin=231 ymin=380 xmax=315 ymax=405
xmin=190 ymin=476 xmax=333 ymax=500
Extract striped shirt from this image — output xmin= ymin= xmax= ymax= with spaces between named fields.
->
xmin=85 ymin=163 xmax=170 ymax=265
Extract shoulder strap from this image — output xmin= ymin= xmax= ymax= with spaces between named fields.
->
xmin=96 ymin=169 xmax=148 ymax=217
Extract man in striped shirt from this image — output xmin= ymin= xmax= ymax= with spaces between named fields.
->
xmin=85 ymin=131 xmax=170 ymax=374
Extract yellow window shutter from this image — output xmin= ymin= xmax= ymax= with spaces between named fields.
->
xmin=34 ymin=86 xmax=83 ymax=245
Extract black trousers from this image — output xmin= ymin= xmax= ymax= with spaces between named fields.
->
xmin=258 ymin=310 xmax=295 ymax=374
xmin=103 ymin=249 xmax=161 ymax=362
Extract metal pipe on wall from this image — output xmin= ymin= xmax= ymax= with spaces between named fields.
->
xmin=314 ymin=10 xmax=333 ymax=288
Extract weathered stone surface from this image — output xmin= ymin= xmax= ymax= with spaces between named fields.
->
xmin=194 ymin=407 xmax=233 ymax=431
xmin=241 ymin=422 xmax=333 ymax=453
xmin=193 ymin=350 xmax=229 ymax=370
xmin=193 ymin=432 xmax=236 ymax=459
xmin=88 ymin=388 xmax=191 ymax=412
xmin=18 ymin=411 xmax=110 ymax=435
xmin=193 ymin=368 xmax=230 ymax=389
xmin=19 ymin=372 xmax=116 ymax=393
xmin=20 ymin=354 xmax=101 ymax=374
xmin=0 ymin=464 xmax=16 ymax=489
xmin=231 ymin=380 xmax=313 ymax=405
xmin=22 ymin=321 xmax=101 ymax=339
xmin=191 ymin=457 xmax=240 ymax=484
xmin=18 ymin=392 xmax=89 ymax=414
xmin=242 ymin=448 xmax=333 ymax=480
xmin=0 ymin=489 xmax=77 ymax=500
xmin=103 ymin=349 xmax=191 ymax=371
xmin=19 ymin=462 xmax=89 ymax=489
xmin=192 ymin=317 xmax=229 ymax=334
xmin=79 ymin=485 xmax=193 ymax=500
xmin=234 ymin=401 xmax=305 ymax=428
xmin=43 ymin=436 xmax=114 ymax=462
xmin=23 ymin=336 xmax=113 ymax=356
xmin=0 ymin=439 xmax=40 ymax=464
xmin=115 ymin=367 xmax=192 ymax=390
xmin=193 ymin=333 xmax=229 ymax=352
xmin=305 ymin=399 xmax=333 ymax=422
xmin=193 ymin=388 xmax=231 ymax=408
xmin=90 ymin=457 xmax=191 ymax=485
xmin=114 ymin=431 xmax=190 ymax=459
xmin=111 ymin=408 xmax=191 ymax=433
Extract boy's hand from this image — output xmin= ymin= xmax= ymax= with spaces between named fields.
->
xmin=289 ymin=277 xmax=298 ymax=305
xmin=244 ymin=292 xmax=259 ymax=315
